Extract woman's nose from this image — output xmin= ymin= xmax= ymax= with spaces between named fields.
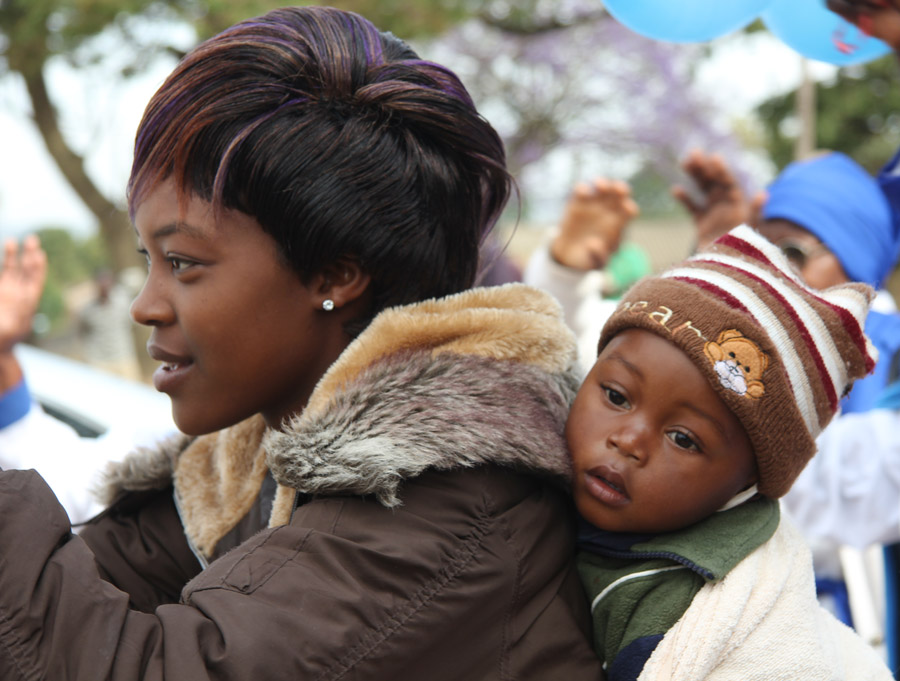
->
xmin=130 ymin=275 xmax=172 ymax=327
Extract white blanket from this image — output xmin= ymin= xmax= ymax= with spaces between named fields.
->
xmin=639 ymin=516 xmax=892 ymax=681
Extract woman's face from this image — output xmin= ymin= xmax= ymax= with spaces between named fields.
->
xmin=131 ymin=179 xmax=345 ymax=435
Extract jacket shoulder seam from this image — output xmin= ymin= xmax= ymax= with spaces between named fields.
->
xmin=497 ymin=512 xmax=521 ymax=681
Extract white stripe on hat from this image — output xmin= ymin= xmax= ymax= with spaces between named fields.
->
xmin=817 ymin=286 xmax=879 ymax=366
xmin=722 ymin=227 xmax=870 ymax=346
xmin=727 ymin=225 xmax=806 ymax=286
xmin=718 ymin=224 xmax=875 ymax=373
xmin=662 ymin=266 xmax=819 ymax=434
xmin=685 ymin=252 xmax=847 ymax=410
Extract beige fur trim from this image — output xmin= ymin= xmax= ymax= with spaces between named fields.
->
xmin=173 ymin=415 xmax=269 ymax=558
xmin=269 ymin=484 xmax=296 ymax=527
xmin=304 ymin=284 xmax=575 ymax=419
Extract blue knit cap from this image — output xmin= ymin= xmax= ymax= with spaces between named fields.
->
xmin=877 ymin=145 xmax=900 ymax=284
xmin=763 ymin=152 xmax=898 ymax=288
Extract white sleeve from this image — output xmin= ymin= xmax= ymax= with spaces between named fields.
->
xmin=782 ymin=409 xmax=900 ymax=549
xmin=523 ymin=242 xmax=619 ymax=379
xmin=0 ymin=405 xmax=173 ymax=525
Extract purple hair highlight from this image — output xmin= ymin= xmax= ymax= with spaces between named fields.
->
xmin=127 ymin=6 xmax=510 ymax=326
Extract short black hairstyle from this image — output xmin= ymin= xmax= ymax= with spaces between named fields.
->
xmin=128 ymin=6 xmax=512 ymax=330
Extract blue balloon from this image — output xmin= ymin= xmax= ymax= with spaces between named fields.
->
xmin=762 ymin=0 xmax=891 ymax=65
xmin=603 ymin=0 xmax=776 ymax=43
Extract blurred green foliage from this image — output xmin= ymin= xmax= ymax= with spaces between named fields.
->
xmin=757 ymin=55 xmax=900 ymax=173
xmin=34 ymin=227 xmax=109 ymax=331
xmin=1 ymin=0 xmax=476 ymax=74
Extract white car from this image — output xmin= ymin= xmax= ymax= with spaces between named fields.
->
xmin=4 ymin=344 xmax=179 ymax=524
xmin=15 ymin=343 xmax=176 ymax=439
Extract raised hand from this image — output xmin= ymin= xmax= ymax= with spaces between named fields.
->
xmin=0 ymin=236 xmax=48 ymax=354
xmin=550 ymin=178 xmax=640 ymax=271
xmin=827 ymin=0 xmax=900 ymax=52
xmin=671 ymin=150 xmax=765 ymax=250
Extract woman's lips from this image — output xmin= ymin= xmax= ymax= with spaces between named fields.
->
xmin=152 ymin=359 xmax=194 ymax=394
xmin=583 ymin=464 xmax=630 ymax=507
xmin=147 ymin=343 xmax=194 ymax=394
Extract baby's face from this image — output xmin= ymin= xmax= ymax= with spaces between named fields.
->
xmin=567 ymin=329 xmax=757 ymax=534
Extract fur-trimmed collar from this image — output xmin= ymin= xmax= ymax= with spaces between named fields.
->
xmin=97 ymin=284 xmax=579 ymax=557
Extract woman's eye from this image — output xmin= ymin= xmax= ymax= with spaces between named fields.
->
xmin=668 ymin=431 xmax=699 ymax=452
xmin=603 ymin=386 xmax=629 ymax=408
xmin=169 ymin=257 xmax=193 ymax=272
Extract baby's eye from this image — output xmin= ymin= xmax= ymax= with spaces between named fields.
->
xmin=137 ymin=248 xmax=151 ymax=269
xmin=667 ymin=430 xmax=700 ymax=452
xmin=603 ymin=386 xmax=630 ymax=408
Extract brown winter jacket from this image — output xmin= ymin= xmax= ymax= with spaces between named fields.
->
xmin=0 ymin=284 xmax=603 ymax=680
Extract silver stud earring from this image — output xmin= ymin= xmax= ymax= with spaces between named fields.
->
xmin=322 ymin=299 xmax=335 ymax=311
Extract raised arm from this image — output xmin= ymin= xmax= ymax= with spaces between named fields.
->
xmin=0 ymin=235 xmax=47 ymax=393
xmin=670 ymin=150 xmax=766 ymax=250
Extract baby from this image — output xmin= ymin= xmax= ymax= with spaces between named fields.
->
xmin=569 ymin=224 xmax=892 ymax=680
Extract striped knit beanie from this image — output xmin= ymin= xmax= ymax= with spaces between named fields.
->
xmin=598 ymin=225 xmax=877 ymax=498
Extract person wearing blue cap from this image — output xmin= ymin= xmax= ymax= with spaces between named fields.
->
xmin=760 ymin=151 xmax=900 ymax=414
xmin=671 ymin=149 xmax=900 ymax=409
xmin=821 ymin=6 xmax=900 ymax=672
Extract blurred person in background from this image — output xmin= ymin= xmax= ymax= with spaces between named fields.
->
xmin=523 ymin=177 xmax=649 ymax=376
xmin=0 ymin=236 xmax=176 ymax=524
xmin=77 ymin=267 xmax=143 ymax=381
xmin=0 ymin=235 xmax=46 ymax=428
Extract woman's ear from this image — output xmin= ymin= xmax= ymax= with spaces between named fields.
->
xmin=313 ymin=257 xmax=371 ymax=311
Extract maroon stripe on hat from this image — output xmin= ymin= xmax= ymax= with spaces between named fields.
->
xmin=717 ymin=232 xmax=873 ymax=372
xmin=696 ymin=259 xmax=839 ymax=414
xmin=670 ymin=276 xmax=754 ymax=317
xmin=718 ymin=233 xmax=774 ymax=270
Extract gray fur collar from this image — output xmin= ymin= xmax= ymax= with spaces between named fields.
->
xmin=266 ymin=283 xmax=580 ymax=515
xmin=266 ymin=347 xmax=580 ymax=508
xmin=93 ymin=431 xmax=190 ymax=507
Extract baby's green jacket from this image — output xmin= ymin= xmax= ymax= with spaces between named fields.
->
xmin=576 ymin=497 xmax=780 ymax=681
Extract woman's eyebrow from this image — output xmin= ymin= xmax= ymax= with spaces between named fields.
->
xmin=150 ymin=221 xmax=212 ymax=242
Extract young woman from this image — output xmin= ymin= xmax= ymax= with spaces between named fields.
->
xmin=0 ymin=7 xmax=601 ymax=679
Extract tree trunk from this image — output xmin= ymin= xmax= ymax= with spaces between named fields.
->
xmin=794 ymin=57 xmax=817 ymax=161
xmin=23 ymin=67 xmax=140 ymax=274
xmin=23 ymin=67 xmax=155 ymax=380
